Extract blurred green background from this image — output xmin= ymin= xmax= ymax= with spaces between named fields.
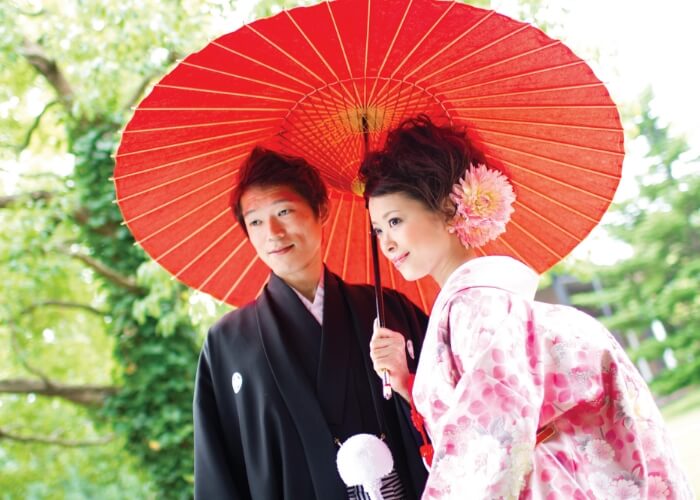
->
xmin=1 ymin=0 xmax=698 ymax=498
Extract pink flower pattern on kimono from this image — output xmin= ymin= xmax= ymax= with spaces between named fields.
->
xmin=413 ymin=256 xmax=694 ymax=500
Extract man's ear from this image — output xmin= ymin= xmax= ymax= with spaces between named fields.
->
xmin=319 ymin=202 xmax=330 ymax=225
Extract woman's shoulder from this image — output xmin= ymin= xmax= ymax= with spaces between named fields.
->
xmin=434 ymin=286 xmax=518 ymax=336
xmin=442 ymin=284 xmax=515 ymax=312
xmin=531 ymin=299 xmax=606 ymax=329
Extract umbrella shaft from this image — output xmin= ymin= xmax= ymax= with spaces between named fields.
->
xmin=370 ymin=221 xmax=386 ymax=327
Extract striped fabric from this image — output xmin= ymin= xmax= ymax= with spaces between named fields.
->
xmin=346 ymin=469 xmax=406 ymax=500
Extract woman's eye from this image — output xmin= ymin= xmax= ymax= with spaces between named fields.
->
xmin=373 ymin=227 xmax=382 ymax=236
xmin=278 ymin=208 xmax=291 ymax=216
xmin=247 ymin=219 xmax=261 ymax=227
xmin=388 ymin=217 xmax=401 ymax=227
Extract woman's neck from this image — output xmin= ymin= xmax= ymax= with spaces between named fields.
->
xmin=432 ymin=241 xmax=476 ymax=288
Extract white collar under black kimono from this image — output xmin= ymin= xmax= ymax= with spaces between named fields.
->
xmin=292 ymin=272 xmax=325 ymax=325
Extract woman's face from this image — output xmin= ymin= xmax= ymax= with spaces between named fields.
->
xmin=369 ymin=192 xmax=456 ymax=283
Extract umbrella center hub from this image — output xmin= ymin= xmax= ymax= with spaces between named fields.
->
xmin=278 ymin=77 xmax=451 ymax=191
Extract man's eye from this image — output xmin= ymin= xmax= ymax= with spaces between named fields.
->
xmin=278 ymin=208 xmax=291 ymax=216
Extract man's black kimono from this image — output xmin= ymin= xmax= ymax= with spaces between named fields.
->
xmin=194 ymin=268 xmax=428 ymax=499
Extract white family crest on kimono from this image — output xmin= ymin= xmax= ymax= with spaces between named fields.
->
xmin=413 ymin=256 xmax=693 ymax=500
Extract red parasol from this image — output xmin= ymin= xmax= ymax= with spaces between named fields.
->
xmin=114 ymin=0 xmax=624 ymax=312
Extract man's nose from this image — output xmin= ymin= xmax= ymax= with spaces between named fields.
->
xmin=267 ymin=218 xmax=285 ymax=239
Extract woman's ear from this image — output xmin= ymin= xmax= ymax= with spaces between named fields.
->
xmin=439 ymin=196 xmax=456 ymax=226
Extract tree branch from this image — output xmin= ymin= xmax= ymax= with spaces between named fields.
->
xmin=0 ymin=427 xmax=114 ymax=447
xmin=0 ymin=190 xmax=54 ymax=208
xmin=10 ymin=4 xmax=46 ymax=17
xmin=5 ymin=306 xmax=114 ymax=407
xmin=9 ymin=317 xmax=52 ymax=383
xmin=12 ymin=100 xmax=61 ymax=153
xmin=125 ymin=73 xmax=159 ymax=111
xmin=23 ymin=300 xmax=108 ymax=317
xmin=17 ymin=171 xmax=65 ymax=181
xmin=58 ymin=245 xmax=145 ymax=295
xmin=0 ymin=378 xmax=117 ymax=407
xmin=124 ymin=50 xmax=180 ymax=111
xmin=72 ymin=206 xmax=121 ymax=237
xmin=0 ymin=191 xmax=119 ymax=238
xmin=20 ymin=39 xmax=74 ymax=110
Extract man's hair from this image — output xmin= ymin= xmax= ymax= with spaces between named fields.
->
xmin=359 ymin=114 xmax=484 ymax=220
xmin=231 ymin=147 xmax=329 ymax=235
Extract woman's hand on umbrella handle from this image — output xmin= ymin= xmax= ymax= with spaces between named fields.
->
xmin=370 ymin=321 xmax=411 ymax=402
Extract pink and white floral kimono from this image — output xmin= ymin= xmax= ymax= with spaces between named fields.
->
xmin=413 ymin=256 xmax=693 ymax=500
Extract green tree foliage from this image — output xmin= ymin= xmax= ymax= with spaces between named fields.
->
xmin=571 ymin=89 xmax=700 ymax=395
xmin=1 ymin=1 xmax=233 ymax=497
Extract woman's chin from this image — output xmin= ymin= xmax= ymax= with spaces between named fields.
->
xmin=397 ymin=267 xmax=427 ymax=282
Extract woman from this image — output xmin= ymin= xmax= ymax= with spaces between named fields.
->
xmin=362 ymin=115 xmax=693 ymax=499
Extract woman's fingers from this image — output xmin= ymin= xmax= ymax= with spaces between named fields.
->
xmin=371 ymin=326 xmax=404 ymax=345
xmin=370 ymin=328 xmax=407 ymax=371
xmin=370 ymin=329 xmax=405 ymax=363
xmin=369 ymin=325 xmax=412 ymax=401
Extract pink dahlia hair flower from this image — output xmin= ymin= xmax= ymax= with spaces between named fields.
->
xmin=448 ymin=163 xmax=516 ymax=248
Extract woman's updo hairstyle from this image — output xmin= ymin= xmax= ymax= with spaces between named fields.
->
xmin=359 ymin=114 xmax=484 ymax=220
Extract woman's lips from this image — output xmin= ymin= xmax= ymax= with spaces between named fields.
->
xmin=392 ymin=252 xmax=409 ymax=267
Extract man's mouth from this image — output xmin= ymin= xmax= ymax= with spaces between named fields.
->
xmin=269 ymin=244 xmax=294 ymax=256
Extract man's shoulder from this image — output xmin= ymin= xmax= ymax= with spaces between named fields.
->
xmin=338 ymin=278 xmax=414 ymax=311
xmin=216 ymin=300 xmax=256 ymax=324
xmin=341 ymin=280 xmax=373 ymax=296
xmin=206 ymin=300 xmax=259 ymax=344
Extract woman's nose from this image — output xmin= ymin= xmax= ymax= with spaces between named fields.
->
xmin=378 ymin=233 xmax=396 ymax=255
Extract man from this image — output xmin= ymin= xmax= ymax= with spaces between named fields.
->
xmin=193 ymin=147 xmax=428 ymax=499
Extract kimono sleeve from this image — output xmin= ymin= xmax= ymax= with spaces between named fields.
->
xmin=423 ymin=289 xmax=542 ymax=500
xmin=193 ymin=334 xmax=247 ymax=500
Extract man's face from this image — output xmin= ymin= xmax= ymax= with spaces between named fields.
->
xmin=240 ymin=184 xmax=325 ymax=285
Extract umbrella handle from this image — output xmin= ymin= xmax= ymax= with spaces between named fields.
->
xmin=373 ymin=317 xmax=393 ymax=401
xmin=382 ymin=371 xmax=392 ymax=400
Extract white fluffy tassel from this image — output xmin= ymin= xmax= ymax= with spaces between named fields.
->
xmin=336 ymin=433 xmax=393 ymax=500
